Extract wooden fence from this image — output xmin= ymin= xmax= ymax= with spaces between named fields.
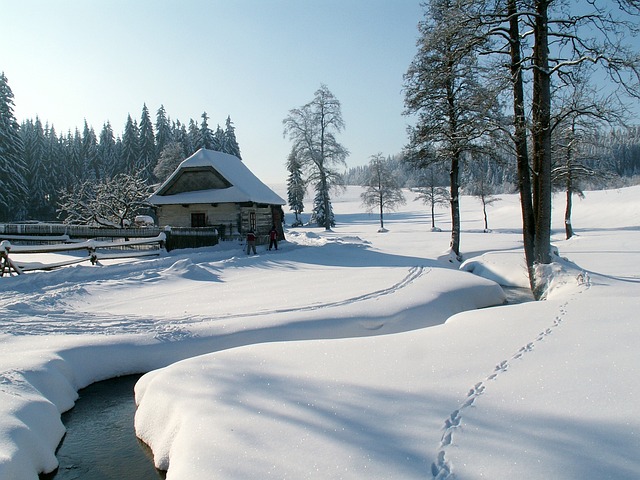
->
xmin=0 ymin=224 xmax=220 ymax=251
xmin=1 ymin=234 xmax=167 ymax=276
xmin=0 ymin=223 xmax=225 ymax=276
xmin=0 ymin=223 xmax=162 ymax=239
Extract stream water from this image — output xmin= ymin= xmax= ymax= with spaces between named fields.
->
xmin=40 ymin=374 xmax=164 ymax=480
xmin=503 ymin=286 xmax=535 ymax=304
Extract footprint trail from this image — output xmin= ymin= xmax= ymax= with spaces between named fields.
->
xmin=430 ymin=302 xmax=569 ymax=479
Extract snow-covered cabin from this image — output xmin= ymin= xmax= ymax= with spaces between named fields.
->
xmin=148 ymin=149 xmax=285 ymax=239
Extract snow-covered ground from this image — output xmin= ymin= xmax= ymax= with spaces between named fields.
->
xmin=1 ymin=186 xmax=639 ymax=479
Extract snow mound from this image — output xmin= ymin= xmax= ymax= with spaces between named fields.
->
xmin=286 ymin=230 xmax=369 ymax=248
xmin=159 ymin=259 xmax=221 ymax=282
xmin=334 ymin=235 xmax=370 ymax=245
xmin=460 ymin=251 xmax=530 ymax=288
xmin=535 ymin=255 xmax=588 ymax=299
xmin=285 ymin=230 xmax=328 ymax=246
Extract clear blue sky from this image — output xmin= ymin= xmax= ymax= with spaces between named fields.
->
xmin=2 ymin=0 xmax=424 ymax=183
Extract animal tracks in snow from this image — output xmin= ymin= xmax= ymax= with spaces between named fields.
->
xmin=431 ymin=301 xmax=569 ymax=479
xmin=513 ymin=342 xmax=535 ymax=360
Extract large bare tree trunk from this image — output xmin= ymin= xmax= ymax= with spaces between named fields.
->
xmin=431 ymin=195 xmax=436 ymax=230
xmin=508 ymin=0 xmax=537 ymax=293
xmin=565 ymin=186 xmax=574 ymax=239
xmin=450 ymin=153 xmax=461 ymax=258
xmin=564 ymin=123 xmax=576 ymax=240
xmin=531 ymin=0 xmax=553 ymax=297
xmin=532 ymin=0 xmax=553 ymax=264
xmin=446 ymin=66 xmax=462 ymax=259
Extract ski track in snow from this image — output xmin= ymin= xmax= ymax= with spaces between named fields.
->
xmin=0 ymin=266 xmax=430 ymax=340
xmin=431 ymin=301 xmax=569 ymax=479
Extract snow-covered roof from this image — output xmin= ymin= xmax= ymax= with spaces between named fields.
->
xmin=148 ymin=148 xmax=285 ymax=206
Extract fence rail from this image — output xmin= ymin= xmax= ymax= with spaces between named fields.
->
xmin=0 ymin=223 xmax=163 ymax=239
xmin=0 ymin=233 xmax=167 ymax=276
xmin=0 ymin=224 xmax=220 ymax=251
xmin=0 ymin=223 xmax=226 ymax=276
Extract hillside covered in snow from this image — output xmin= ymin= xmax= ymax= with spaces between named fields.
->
xmin=1 ymin=185 xmax=639 ymax=479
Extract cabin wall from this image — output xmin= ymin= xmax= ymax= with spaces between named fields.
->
xmin=156 ymin=204 xmax=238 ymax=230
xmin=239 ymin=206 xmax=276 ymax=236
xmin=156 ymin=203 xmax=278 ymax=240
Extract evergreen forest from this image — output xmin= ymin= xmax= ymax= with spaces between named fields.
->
xmin=0 ymin=72 xmax=241 ymax=223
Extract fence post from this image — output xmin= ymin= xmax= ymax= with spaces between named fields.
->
xmin=1 ymin=241 xmax=23 ymax=276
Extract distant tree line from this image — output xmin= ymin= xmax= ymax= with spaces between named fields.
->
xmin=0 ymin=72 xmax=241 ymax=222
xmin=343 ymin=127 xmax=640 ymax=193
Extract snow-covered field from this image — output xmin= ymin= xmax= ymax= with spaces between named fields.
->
xmin=1 ymin=185 xmax=639 ymax=479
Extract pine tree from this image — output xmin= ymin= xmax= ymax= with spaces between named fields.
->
xmin=188 ymin=118 xmax=200 ymax=153
xmin=0 ymin=72 xmax=28 ymax=221
xmin=171 ymin=120 xmax=190 ymax=158
xmin=57 ymin=130 xmax=72 ymax=190
xmin=44 ymin=123 xmax=64 ymax=218
xmin=97 ymin=122 xmax=118 ymax=178
xmin=81 ymin=120 xmax=98 ymax=181
xmin=67 ymin=128 xmax=85 ymax=188
xmin=139 ymin=103 xmax=156 ymax=181
xmin=310 ymin=183 xmax=334 ymax=228
xmin=121 ymin=114 xmax=140 ymax=174
xmin=155 ymin=104 xmax=173 ymax=158
xmin=22 ymin=117 xmax=48 ymax=218
xmin=224 ymin=116 xmax=241 ymax=159
xmin=286 ymin=149 xmax=305 ymax=226
xmin=199 ymin=112 xmax=215 ymax=150
xmin=154 ymin=142 xmax=185 ymax=182
xmin=213 ymin=125 xmax=224 ymax=152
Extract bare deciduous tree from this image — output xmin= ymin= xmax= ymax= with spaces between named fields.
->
xmin=464 ymin=153 xmax=501 ymax=232
xmin=412 ymin=163 xmax=450 ymax=231
xmin=283 ymin=85 xmax=348 ymax=230
xmin=404 ymin=0 xmax=500 ymax=259
xmin=476 ymin=0 xmax=640 ymax=298
xmin=58 ymin=173 xmax=152 ymax=228
xmin=361 ymin=153 xmax=406 ymax=232
xmin=551 ymin=68 xmax=622 ymax=239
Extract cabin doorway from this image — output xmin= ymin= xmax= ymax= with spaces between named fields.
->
xmin=191 ymin=212 xmax=206 ymax=228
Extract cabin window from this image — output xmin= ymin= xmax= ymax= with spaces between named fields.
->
xmin=191 ymin=212 xmax=206 ymax=228
xmin=249 ymin=211 xmax=256 ymax=231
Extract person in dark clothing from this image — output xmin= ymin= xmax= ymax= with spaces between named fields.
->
xmin=246 ymin=230 xmax=257 ymax=254
xmin=268 ymin=225 xmax=278 ymax=251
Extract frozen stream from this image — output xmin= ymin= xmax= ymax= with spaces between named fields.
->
xmin=502 ymin=286 xmax=535 ymax=304
xmin=40 ymin=375 xmax=163 ymax=480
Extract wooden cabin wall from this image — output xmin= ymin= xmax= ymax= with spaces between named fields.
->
xmin=156 ymin=204 xmax=238 ymax=230
xmin=156 ymin=203 xmax=278 ymax=240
